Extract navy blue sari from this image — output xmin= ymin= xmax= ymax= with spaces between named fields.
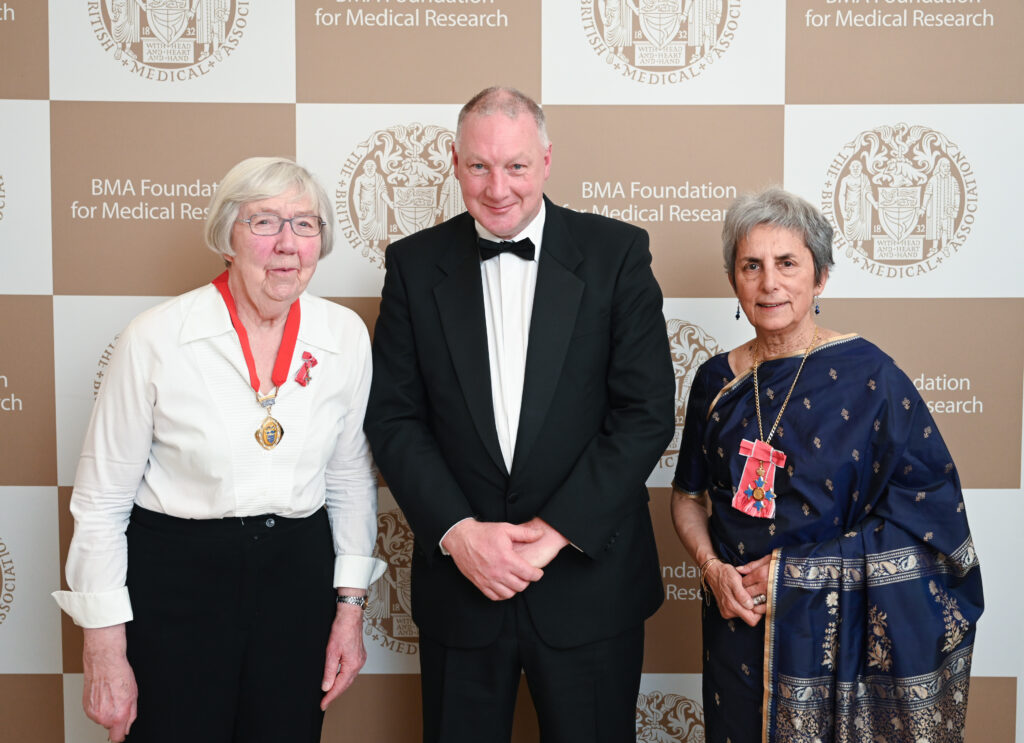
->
xmin=675 ymin=335 xmax=983 ymax=742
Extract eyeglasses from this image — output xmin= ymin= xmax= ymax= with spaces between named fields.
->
xmin=237 ymin=213 xmax=325 ymax=237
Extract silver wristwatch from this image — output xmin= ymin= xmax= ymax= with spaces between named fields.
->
xmin=336 ymin=595 xmax=367 ymax=609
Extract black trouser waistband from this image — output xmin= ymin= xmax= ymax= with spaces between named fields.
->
xmin=129 ymin=504 xmax=326 ymax=538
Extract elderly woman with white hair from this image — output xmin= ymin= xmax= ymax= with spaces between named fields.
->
xmin=671 ymin=187 xmax=982 ymax=741
xmin=53 ymin=157 xmax=385 ymax=742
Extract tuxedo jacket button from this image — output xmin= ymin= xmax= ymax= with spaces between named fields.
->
xmin=507 ymin=491 xmax=520 ymax=503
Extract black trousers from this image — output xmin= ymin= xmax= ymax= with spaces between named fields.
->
xmin=123 ymin=506 xmax=337 ymax=743
xmin=419 ymin=597 xmax=644 ymax=743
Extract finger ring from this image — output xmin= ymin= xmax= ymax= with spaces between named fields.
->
xmin=752 ymin=593 xmax=767 ymax=606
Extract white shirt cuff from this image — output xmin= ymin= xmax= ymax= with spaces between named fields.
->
xmin=52 ymin=587 xmax=133 ymax=628
xmin=333 ymin=555 xmax=387 ymax=589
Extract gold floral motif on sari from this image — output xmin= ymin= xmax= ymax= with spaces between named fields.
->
xmin=866 ymin=605 xmax=893 ymax=672
xmin=930 ymin=581 xmax=970 ymax=653
xmin=821 ymin=592 xmax=839 ymax=671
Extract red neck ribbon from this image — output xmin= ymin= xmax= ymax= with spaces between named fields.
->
xmin=212 ymin=270 xmax=301 ymax=394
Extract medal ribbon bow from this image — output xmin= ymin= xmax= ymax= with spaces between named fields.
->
xmin=732 ymin=438 xmax=787 ymax=519
xmin=295 ymin=351 xmax=318 ymax=387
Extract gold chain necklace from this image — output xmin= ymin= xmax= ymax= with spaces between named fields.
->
xmin=753 ymin=327 xmax=819 ymax=445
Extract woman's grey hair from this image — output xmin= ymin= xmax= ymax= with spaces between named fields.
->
xmin=455 ymin=86 xmax=549 ymax=151
xmin=721 ymin=187 xmax=834 ymax=285
xmin=204 ymin=156 xmax=334 ymax=260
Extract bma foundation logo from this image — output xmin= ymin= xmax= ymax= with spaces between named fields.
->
xmin=581 ymin=0 xmax=741 ymax=85
xmin=0 ymin=537 xmax=15 ymax=626
xmin=660 ymin=319 xmax=721 ymax=473
xmin=365 ymin=493 xmax=418 ymax=656
xmin=636 ymin=690 xmax=704 ymax=742
xmin=336 ymin=124 xmax=462 ymax=267
xmin=89 ymin=0 xmax=250 ymax=81
xmin=822 ymin=123 xmax=978 ymax=279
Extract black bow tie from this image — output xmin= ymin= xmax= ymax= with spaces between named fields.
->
xmin=477 ymin=236 xmax=535 ymax=262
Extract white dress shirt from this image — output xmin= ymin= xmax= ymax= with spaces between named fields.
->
xmin=478 ymin=203 xmax=546 ymax=472
xmin=53 ymin=282 xmax=386 ymax=628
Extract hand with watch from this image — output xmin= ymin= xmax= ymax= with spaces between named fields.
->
xmin=320 ymin=591 xmax=368 ymax=710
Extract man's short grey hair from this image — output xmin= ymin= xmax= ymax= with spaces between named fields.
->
xmin=204 ymin=156 xmax=334 ymax=261
xmin=454 ymin=86 xmax=549 ymax=152
xmin=721 ymin=187 xmax=834 ymax=285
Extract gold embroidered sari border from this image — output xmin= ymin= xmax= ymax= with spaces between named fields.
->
xmin=776 ymin=644 xmax=973 ymax=713
xmin=780 ymin=542 xmax=981 ymax=591
xmin=761 ymin=546 xmax=783 ymax=743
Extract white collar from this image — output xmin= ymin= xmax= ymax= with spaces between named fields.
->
xmin=178 ymin=281 xmax=344 ymax=354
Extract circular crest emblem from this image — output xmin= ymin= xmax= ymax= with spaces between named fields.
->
xmin=636 ymin=690 xmax=705 ymax=742
xmin=660 ymin=319 xmax=720 ymax=473
xmin=337 ymin=123 xmax=462 ymax=267
xmin=581 ymin=0 xmax=741 ymax=85
xmin=365 ymin=490 xmax=418 ymax=655
xmin=822 ymin=123 xmax=978 ymax=279
xmin=89 ymin=0 xmax=249 ymax=80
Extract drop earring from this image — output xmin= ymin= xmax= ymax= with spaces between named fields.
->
xmin=814 ymin=296 xmax=821 ymax=315
xmin=735 ymin=302 xmax=741 ymax=320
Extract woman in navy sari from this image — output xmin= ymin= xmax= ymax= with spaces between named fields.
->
xmin=671 ymin=188 xmax=982 ymax=742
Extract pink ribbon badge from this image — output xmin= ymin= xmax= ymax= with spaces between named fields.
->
xmin=294 ymin=351 xmax=318 ymax=387
xmin=732 ymin=438 xmax=786 ymax=519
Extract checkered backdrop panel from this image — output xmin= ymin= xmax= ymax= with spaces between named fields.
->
xmin=0 ymin=1 xmax=1020 ymax=740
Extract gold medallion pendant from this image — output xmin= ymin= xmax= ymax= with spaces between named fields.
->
xmin=255 ymin=414 xmax=284 ymax=449
xmin=752 ymin=463 xmax=767 ymax=500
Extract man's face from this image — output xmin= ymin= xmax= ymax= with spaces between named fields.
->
xmin=452 ymin=111 xmax=551 ymax=239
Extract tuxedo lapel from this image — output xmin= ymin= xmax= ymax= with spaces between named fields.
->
xmin=433 ymin=221 xmax=507 ymax=476
xmin=513 ymin=203 xmax=584 ymax=475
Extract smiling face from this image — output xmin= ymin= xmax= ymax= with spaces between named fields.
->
xmin=452 ymin=110 xmax=551 ymax=239
xmin=733 ymin=224 xmax=827 ymax=345
xmin=227 ymin=189 xmax=321 ymax=319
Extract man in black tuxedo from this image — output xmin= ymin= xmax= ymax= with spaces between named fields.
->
xmin=365 ymin=87 xmax=675 ymax=742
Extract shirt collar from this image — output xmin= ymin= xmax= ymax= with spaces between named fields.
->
xmin=179 ymin=281 xmax=344 ymax=354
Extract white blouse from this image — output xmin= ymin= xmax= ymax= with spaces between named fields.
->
xmin=53 ymin=282 xmax=386 ymax=628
